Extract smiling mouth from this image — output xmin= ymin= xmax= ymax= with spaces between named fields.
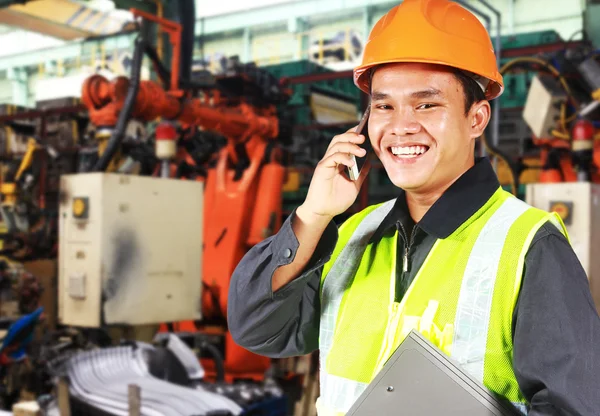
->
xmin=389 ymin=145 xmax=430 ymax=159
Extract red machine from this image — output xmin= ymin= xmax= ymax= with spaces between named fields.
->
xmin=81 ymin=9 xmax=287 ymax=382
xmin=530 ymin=119 xmax=599 ymax=184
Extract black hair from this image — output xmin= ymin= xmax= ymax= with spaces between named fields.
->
xmin=452 ymin=69 xmax=487 ymax=116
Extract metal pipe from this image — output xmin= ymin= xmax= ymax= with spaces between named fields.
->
xmin=161 ymin=160 xmax=170 ymax=178
xmin=507 ymin=0 xmax=514 ymax=34
xmin=477 ymin=0 xmax=502 ymax=167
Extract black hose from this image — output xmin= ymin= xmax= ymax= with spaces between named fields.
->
xmin=482 ymin=132 xmax=520 ymax=196
xmin=144 ymin=43 xmax=171 ymax=89
xmin=144 ymin=43 xmax=215 ymax=90
xmin=173 ymin=0 xmax=195 ymax=85
xmin=198 ymin=340 xmax=225 ymax=382
xmin=92 ymin=33 xmax=145 ymax=172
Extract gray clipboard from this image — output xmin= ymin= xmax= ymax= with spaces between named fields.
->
xmin=345 ymin=330 xmax=523 ymax=415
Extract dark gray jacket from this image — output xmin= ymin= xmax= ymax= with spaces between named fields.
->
xmin=228 ymin=158 xmax=600 ymax=416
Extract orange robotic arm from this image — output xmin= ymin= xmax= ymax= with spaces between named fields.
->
xmin=80 ymin=10 xmax=287 ymax=383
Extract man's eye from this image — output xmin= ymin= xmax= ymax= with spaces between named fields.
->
xmin=417 ymin=103 xmax=437 ymax=110
xmin=376 ymin=104 xmax=392 ymax=110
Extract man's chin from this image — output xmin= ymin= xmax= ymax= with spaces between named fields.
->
xmin=389 ymin=177 xmax=428 ymax=191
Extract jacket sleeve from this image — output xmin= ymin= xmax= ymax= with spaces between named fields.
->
xmin=512 ymin=222 xmax=600 ymax=416
xmin=227 ymin=210 xmax=338 ymax=358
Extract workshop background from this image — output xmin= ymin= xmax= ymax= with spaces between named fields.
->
xmin=0 ymin=0 xmax=594 ymax=414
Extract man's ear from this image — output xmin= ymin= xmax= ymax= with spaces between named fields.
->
xmin=469 ymin=100 xmax=491 ymax=139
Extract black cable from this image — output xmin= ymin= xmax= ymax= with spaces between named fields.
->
xmin=482 ymin=132 xmax=520 ymax=196
xmin=144 ymin=43 xmax=215 ymax=90
xmin=198 ymin=340 xmax=225 ymax=382
xmin=144 ymin=43 xmax=171 ymax=89
xmin=92 ymin=33 xmax=145 ymax=172
xmin=567 ymin=29 xmax=586 ymax=44
xmin=176 ymin=0 xmax=195 ymax=84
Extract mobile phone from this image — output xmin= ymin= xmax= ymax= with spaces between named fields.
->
xmin=348 ymin=105 xmax=372 ymax=181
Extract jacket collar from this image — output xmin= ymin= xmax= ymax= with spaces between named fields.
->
xmin=370 ymin=157 xmax=501 ymax=243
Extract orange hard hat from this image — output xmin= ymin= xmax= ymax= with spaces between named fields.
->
xmin=354 ymin=0 xmax=504 ymax=100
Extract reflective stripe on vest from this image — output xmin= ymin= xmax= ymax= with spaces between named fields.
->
xmin=317 ymin=188 xmax=568 ymax=416
xmin=318 ymin=200 xmax=396 ymax=414
xmin=452 ymin=194 xmax=529 ymax=380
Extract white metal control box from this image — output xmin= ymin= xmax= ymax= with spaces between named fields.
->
xmin=522 ymin=75 xmax=567 ymax=138
xmin=58 ymin=173 xmax=203 ymax=327
xmin=526 ymin=182 xmax=600 ymax=311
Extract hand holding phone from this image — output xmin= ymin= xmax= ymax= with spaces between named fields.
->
xmin=296 ymin=105 xmax=372 ymax=222
xmin=348 ymin=106 xmax=372 ymax=181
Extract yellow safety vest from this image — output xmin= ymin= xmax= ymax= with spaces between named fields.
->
xmin=317 ymin=187 xmax=568 ymax=416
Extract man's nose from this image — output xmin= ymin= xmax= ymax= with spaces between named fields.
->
xmin=388 ymin=110 xmax=422 ymax=135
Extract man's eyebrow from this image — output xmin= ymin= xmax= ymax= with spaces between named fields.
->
xmin=371 ymin=88 xmax=444 ymax=101
xmin=410 ymin=88 xmax=443 ymax=99
xmin=371 ymin=91 xmax=391 ymax=101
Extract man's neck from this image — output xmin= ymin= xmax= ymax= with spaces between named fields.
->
xmin=406 ymin=162 xmax=475 ymax=223
xmin=405 ymin=189 xmax=446 ymax=223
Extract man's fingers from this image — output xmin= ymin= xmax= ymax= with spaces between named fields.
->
xmin=326 ymin=132 xmax=366 ymax=152
xmin=324 ymin=142 xmax=367 ymax=159
xmin=319 ymin=152 xmax=356 ymax=169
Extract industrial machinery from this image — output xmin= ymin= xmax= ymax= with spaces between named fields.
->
xmin=77 ymin=7 xmax=290 ymax=384
xmin=0 ymin=100 xmax=90 ymax=263
xmin=58 ymin=173 xmax=203 ymax=327
xmin=0 ymin=3 xmax=295 ymax=412
xmin=482 ymin=33 xmax=600 ymax=312
xmin=489 ymin=46 xmax=600 ymax=190
xmin=0 ymin=136 xmax=57 ymax=262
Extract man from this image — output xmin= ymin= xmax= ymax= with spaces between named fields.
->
xmin=228 ymin=0 xmax=600 ymax=415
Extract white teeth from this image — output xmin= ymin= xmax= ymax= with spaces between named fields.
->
xmin=391 ymin=145 xmax=428 ymax=156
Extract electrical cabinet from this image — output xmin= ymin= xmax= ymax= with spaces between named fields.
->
xmin=58 ymin=173 xmax=203 ymax=327
xmin=526 ymin=182 xmax=600 ymax=311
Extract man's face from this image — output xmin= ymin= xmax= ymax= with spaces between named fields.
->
xmin=368 ymin=63 xmax=489 ymax=194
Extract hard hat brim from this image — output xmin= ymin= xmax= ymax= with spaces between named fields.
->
xmin=354 ymin=58 xmax=503 ymax=101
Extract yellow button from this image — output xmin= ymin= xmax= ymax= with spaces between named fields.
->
xmin=73 ymin=198 xmax=86 ymax=217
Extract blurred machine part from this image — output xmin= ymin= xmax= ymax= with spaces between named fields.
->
xmin=35 ymin=332 xmax=288 ymax=416
xmin=309 ymin=91 xmax=358 ymax=124
xmin=578 ymin=57 xmax=600 ymax=101
xmin=0 ymin=102 xmax=89 ymax=263
xmin=571 ymin=119 xmax=595 ymax=181
xmin=0 ymin=105 xmax=34 ymax=158
xmin=525 ymin=182 xmax=600 ymax=311
xmin=58 ymin=173 xmax=203 ymax=327
xmin=53 ymin=343 xmax=243 ymax=416
xmin=154 ymin=122 xmax=177 ymax=178
xmin=0 ymin=261 xmax=42 ymax=319
xmin=309 ymin=30 xmax=363 ymax=71
xmin=522 ymin=75 xmax=568 ymax=138
xmin=35 ymin=98 xmax=82 ymax=151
